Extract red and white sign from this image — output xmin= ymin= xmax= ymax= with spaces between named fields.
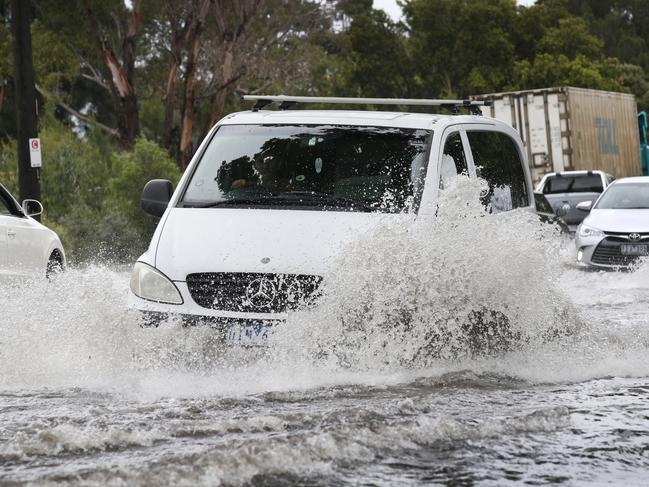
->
xmin=29 ymin=138 xmax=42 ymax=168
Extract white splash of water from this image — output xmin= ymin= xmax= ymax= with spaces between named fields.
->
xmin=274 ymin=178 xmax=584 ymax=369
xmin=0 ymin=178 xmax=648 ymax=397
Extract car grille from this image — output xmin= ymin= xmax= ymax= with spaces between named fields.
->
xmin=591 ymin=237 xmax=646 ymax=266
xmin=604 ymin=231 xmax=649 ymax=239
xmin=186 ymin=273 xmax=323 ymax=313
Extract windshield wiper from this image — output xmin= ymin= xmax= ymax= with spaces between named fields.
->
xmin=273 ymin=190 xmax=375 ymax=212
xmin=185 ymin=191 xmax=376 ymax=211
xmin=186 ymin=197 xmax=277 ymax=208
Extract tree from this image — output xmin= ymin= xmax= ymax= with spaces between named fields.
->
xmin=563 ymin=0 xmax=649 ymax=110
xmin=152 ymin=0 xmax=328 ymax=167
xmin=82 ymin=0 xmax=142 ymax=149
xmin=404 ymin=0 xmax=518 ymax=97
xmin=336 ymin=1 xmax=413 ymax=98
xmin=511 ymin=54 xmax=624 ymax=91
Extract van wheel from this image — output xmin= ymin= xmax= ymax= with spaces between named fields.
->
xmin=462 ymin=308 xmax=518 ymax=356
xmin=46 ymin=251 xmax=64 ymax=279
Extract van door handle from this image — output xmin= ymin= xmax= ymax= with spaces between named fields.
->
xmin=7 ymin=230 xmax=16 ymax=238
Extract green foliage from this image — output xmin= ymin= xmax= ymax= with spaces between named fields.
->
xmin=511 ymin=54 xmax=625 ymax=92
xmin=139 ymin=96 xmax=166 ymax=143
xmin=347 ymin=10 xmax=412 ymax=97
xmin=31 ymin=23 xmax=79 ymax=92
xmin=0 ymin=138 xmax=18 ymax=193
xmin=65 ymin=137 xmax=181 ymax=263
xmin=618 ymin=63 xmax=649 ymax=111
xmin=4 ymin=0 xmax=649 ymax=265
xmin=106 ymin=137 xmax=181 ymax=238
xmin=536 ymin=17 xmax=603 ymax=59
xmin=0 ymin=21 xmax=11 ymax=80
xmin=404 ymin=0 xmax=518 ymax=97
xmin=0 ymin=117 xmax=180 ymax=263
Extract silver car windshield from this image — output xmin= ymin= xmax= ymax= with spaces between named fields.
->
xmin=595 ymin=183 xmax=649 ymax=210
xmin=181 ymin=124 xmax=432 ymax=213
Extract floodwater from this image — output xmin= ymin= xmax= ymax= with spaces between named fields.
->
xmin=2 ymin=183 xmax=649 ymax=486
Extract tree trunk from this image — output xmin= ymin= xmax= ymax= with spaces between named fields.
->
xmin=207 ymin=41 xmax=234 ymax=128
xmin=10 ymin=0 xmax=40 ymax=216
xmin=178 ymin=0 xmax=212 ymax=169
xmin=162 ymin=60 xmax=179 ymax=151
xmin=117 ymin=92 xmax=139 ymax=149
xmin=179 ymin=34 xmax=201 ymax=169
xmin=84 ymin=0 xmax=141 ymax=149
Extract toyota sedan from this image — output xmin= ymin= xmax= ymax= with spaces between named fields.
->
xmin=575 ymin=176 xmax=649 ymax=269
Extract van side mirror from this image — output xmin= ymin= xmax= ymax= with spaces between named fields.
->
xmin=141 ymin=179 xmax=173 ymax=217
xmin=22 ymin=199 xmax=43 ymax=217
xmin=576 ymin=200 xmax=593 ymax=212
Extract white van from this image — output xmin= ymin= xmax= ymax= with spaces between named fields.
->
xmin=128 ymin=96 xmax=534 ymax=345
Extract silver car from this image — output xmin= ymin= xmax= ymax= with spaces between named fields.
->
xmin=575 ymin=176 xmax=649 ymax=269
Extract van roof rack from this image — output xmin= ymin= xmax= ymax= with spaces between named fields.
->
xmin=241 ymin=95 xmax=491 ymax=115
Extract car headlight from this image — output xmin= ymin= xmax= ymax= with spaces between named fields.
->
xmin=579 ymin=224 xmax=605 ymax=238
xmin=130 ymin=262 xmax=183 ymax=304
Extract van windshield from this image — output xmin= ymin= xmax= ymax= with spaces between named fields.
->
xmin=181 ymin=124 xmax=432 ymax=213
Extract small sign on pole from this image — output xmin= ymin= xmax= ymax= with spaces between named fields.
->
xmin=29 ymin=138 xmax=42 ymax=168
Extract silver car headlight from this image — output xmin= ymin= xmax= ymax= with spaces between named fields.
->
xmin=579 ymin=224 xmax=605 ymax=238
xmin=130 ymin=262 xmax=183 ymax=304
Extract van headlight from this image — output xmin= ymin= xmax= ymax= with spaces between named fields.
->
xmin=579 ymin=224 xmax=604 ymax=238
xmin=130 ymin=262 xmax=183 ymax=304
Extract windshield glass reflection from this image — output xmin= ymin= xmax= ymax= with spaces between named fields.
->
xmin=181 ymin=125 xmax=432 ymax=213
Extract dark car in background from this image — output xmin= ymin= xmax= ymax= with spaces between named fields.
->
xmin=536 ymin=170 xmax=614 ymax=233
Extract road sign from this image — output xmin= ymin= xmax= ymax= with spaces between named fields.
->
xmin=29 ymin=138 xmax=42 ymax=168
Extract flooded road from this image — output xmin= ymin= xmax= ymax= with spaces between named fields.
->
xmin=2 ymin=213 xmax=649 ymax=485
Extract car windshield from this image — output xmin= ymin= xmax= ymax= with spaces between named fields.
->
xmin=595 ymin=183 xmax=649 ymax=210
xmin=542 ymin=174 xmax=603 ymax=194
xmin=181 ymin=124 xmax=432 ymax=213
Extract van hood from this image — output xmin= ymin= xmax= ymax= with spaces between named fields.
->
xmin=155 ymin=208 xmax=401 ymax=281
xmin=584 ymin=209 xmax=649 ymax=233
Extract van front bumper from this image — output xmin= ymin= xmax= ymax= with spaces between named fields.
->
xmin=127 ymin=283 xmax=288 ymax=325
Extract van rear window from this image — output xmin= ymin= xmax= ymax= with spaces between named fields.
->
xmin=542 ymin=174 xmax=603 ymax=194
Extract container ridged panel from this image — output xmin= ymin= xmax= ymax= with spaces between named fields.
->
xmin=567 ymin=87 xmax=642 ymax=178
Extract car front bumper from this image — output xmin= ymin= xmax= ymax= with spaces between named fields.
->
xmin=575 ymin=234 xmax=647 ymax=269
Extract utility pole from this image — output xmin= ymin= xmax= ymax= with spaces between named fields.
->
xmin=10 ymin=0 xmax=40 ymax=216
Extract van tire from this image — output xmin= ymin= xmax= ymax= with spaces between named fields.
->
xmin=46 ymin=251 xmax=64 ymax=279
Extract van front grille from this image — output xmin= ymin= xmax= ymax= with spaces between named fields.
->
xmin=186 ymin=273 xmax=323 ymax=313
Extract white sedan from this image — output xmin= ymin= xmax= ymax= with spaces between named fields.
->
xmin=0 ymin=182 xmax=65 ymax=278
xmin=575 ymin=176 xmax=649 ymax=269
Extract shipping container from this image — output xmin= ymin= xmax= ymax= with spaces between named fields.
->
xmin=474 ymin=87 xmax=642 ymax=182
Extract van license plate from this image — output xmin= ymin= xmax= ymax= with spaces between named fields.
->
xmin=621 ymin=244 xmax=648 ymax=256
xmin=225 ymin=323 xmax=270 ymax=347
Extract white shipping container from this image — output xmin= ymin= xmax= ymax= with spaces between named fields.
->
xmin=474 ymin=87 xmax=642 ymax=183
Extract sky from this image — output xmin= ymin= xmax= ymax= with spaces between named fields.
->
xmin=374 ymin=0 xmax=536 ymax=21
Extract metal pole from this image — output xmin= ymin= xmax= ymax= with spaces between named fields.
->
xmin=11 ymin=0 xmax=40 ymax=219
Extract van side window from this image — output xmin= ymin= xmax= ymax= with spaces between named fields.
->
xmin=440 ymin=132 xmax=468 ymax=189
xmin=467 ymin=131 xmax=529 ymax=212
